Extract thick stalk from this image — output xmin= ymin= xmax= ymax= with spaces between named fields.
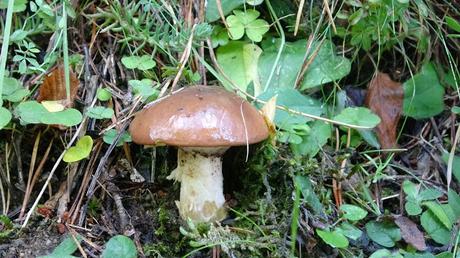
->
xmin=167 ymin=147 xmax=228 ymax=222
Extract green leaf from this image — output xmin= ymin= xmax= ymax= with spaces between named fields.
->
xmin=435 ymin=252 xmax=454 ymax=258
xmin=336 ymin=222 xmax=362 ymax=240
xmin=257 ymin=87 xmax=323 ymax=129
xmin=340 ymin=204 xmax=368 ymax=221
xmin=316 ymin=229 xmax=349 ymax=248
xmin=258 ymin=40 xmax=351 ymax=90
xmin=421 ymin=210 xmax=451 ymax=245
xmin=86 ymin=106 xmax=114 ymax=119
xmin=291 ymin=120 xmax=331 ymax=157
xmin=451 ymin=106 xmax=460 ymax=114
xmin=446 ymin=16 xmax=460 ymax=33
xmin=369 ymin=249 xmax=403 ymax=258
xmin=365 ymin=221 xmax=401 ymax=248
xmin=97 ymin=88 xmax=112 ymax=101
xmin=333 ymin=107 xmax=381 ymax=128
xmin=137 ymin=55 xmax=156 ymax=71
xmin=0 ymin=107 xmax=12 ymax=129
xmin=2 ymin=77 xmax=30 ymax=102
xmin=0 ymin=0 xmax=27 ymax=12
xmin=129 ymin=79 xmax=159 ymax=101
xmin=205 ymin=0 xmax=244 ymax=22
xmin=121 ymin=56 xmax=138 ymax=69
xmin=294 ymin=175 xmax=323 ymax=216
xmin=63 ymin=136 xmax=93 ymax=163
xmin=226 ymin=15 xmax=245 ymax=40
xmin=38 ymin=235 xmax=82 ymax=258
xmin=405 ymin=201 xmax=422 ymax=216
xmin=211 ymin=25 xmax=229 ymax=48
xmin=122 ymin=55 xmax=156 ymax=71
xmin=10 ymin=29 xmax=28 ymax=42
xmin=15 ymin=101 xmax=82 ymax=126
xmin=103 ymin=129 xmax=132 ymax=147
xmin=101 ymin=235 xmax=137 ymax=258
xmin=422 ymin=201 xmax=452 ymax=229
xmin=419 ymin=188 xmax=443 ymax=201
xmin=246 ymin=19 xmax=269 ymax=42
xmin=403 ymin=180 xmax=418 ymax=199
xmin=448 ymin=189 xmax=460 ymax=219
xmin=403 ymin=63 xmax=445 ymax=119
xmin=217 ymin=41 xmax=262 ymax=95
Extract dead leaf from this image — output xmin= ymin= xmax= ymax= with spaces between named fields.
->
xmin=365 ymin=72 xmax=403 ymax=149
xmin=394 ymin=216 xmax=427 ymax=251
xmin=37 ymin=65 xmax=79 ymax=107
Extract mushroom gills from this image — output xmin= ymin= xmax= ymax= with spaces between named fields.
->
xmin=167 ymin=147 xmax=228 ymax=222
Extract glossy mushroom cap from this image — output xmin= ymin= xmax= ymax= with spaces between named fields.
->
xmin=129 ymin=86 xmax=269 ymax=147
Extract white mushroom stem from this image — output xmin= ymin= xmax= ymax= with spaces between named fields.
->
xmin=167 ymin=147 xmax=228 ymax=222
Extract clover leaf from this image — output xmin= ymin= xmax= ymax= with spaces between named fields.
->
xmin=226 ymin=9 xmax=269 ymax=42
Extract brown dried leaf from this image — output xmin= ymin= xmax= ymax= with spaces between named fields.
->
xmin=394 ymin=216 xmax=427 ymax=251
xmin=37 ymin=65 xmax=79 ymax=107
xmin=365 ymin=72 xmax=403 ymax=149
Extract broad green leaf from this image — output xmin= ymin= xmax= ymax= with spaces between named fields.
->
xmin=291 ymin=120 xmax=331 ymax=157
xmin=422 ymin=202 xmax=452 ymax=229
xmin=365 ymin=221 xmax=401 ymax=247
xmin=0 ymin=107 xmax=12 ymax=129
xmin=405 ymin=201 xmax=422 ymax=216
xmin=97 ymin=88 xmax=112 ymax=101
xmin=63 ymin=136 xmax=93 ymax=163
xmin=403 ymin=63 xmax=444 ymax=119
xmin=0 ymin=0 xmax=27 ymax=12
xmin=294 ymin=175 xmax=323 ymax=216
xmin=448 ymin=189 xmax=460 ymax=219
xmin=103 ymin=129 xmax=132 ymax=147
xmin=2 ymin=77 xmax=30 ymax=102
xmin=333 ymin=107 xmax=381 ymax=128
xmin=316 ymin=229 xmax=349 ymax=248
xmin=369 ymin=249 xmax=403 ymax=258
xmin=257 ymin=87 xmax=322 ymax=129
xmin=10 ymin=29 xmax=28 ymax=42
xmin=15 ymin=101 xmax=82 ymax=126
xmin=419 ymin=188 xmax=443 ymax=201
xmin=86 ymin=106 xmax=114 ymax=119
xmin=217 ymin=41 xmax=262 ymax=94
xmin=403 ymin=180 xmax=418 ymax=199
xmin=421 ymin=210 xmax=451 ymax=245
xmin=101 ymin=235 xmax=137 ymax=258
xmin=258 ymin=39 xmax=351 ymax=90
xmin=205 ymin=0 xmax=244 ymax=22
xmin=336 ymin=222 xmax=362 ymax=240
xmin=340 ymin=204 xmax=368 ymax=221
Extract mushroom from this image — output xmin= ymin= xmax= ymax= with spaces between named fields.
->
xmin=130 ymin=86 xmax=269 ymax=222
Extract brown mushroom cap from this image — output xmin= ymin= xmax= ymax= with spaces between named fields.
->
xmin=129 ymin=86 xmax=269 ymax=147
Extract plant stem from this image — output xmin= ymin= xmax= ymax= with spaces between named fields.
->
xmin=0 ymin=0 xmax=16 ymax=106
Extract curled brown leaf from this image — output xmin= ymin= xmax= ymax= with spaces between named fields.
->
xmin=365 ymin=72 xmax=403 ymax=149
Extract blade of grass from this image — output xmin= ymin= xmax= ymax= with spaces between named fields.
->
xmin=62 ymin=2 xmax=71 ymax=103
xmin=290 ymin=176 xmax=301 ymax=255
xmin=0 ymin=0 xmax=16 ymax=106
